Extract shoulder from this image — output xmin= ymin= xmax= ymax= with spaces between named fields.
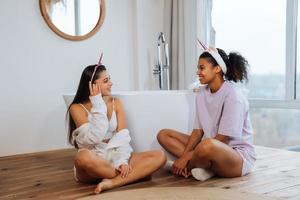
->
xmin=195 ymin=85 xmax=208 ymax=97
xmin=69 ymin=103 xmax=89 ymax=128
xmin=224 ymin=82 xmax=247 ymax=105
xmin=223 ymin=82 xmax=238 ymax=95
xmin=112 ymin=97 xmax=124 ymax=111
xmin=69 ymin=104 xmax=87 ymax=117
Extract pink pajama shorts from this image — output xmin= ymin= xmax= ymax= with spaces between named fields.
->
xmin=234 ymin=148 xmax=256 ymax=176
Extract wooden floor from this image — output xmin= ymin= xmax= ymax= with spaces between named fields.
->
xmin=1 ymin=146 xmax=300 ymax=200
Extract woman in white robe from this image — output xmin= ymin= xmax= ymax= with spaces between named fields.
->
xmin=67 ymin=64 xmax=166 ymax=194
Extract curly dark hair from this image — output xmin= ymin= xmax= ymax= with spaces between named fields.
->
xmin=199 ymin=48 xmax=249 ymax=83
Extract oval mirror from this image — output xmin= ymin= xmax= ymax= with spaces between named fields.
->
xmin=39 ymin=0 xmax=105 ymax=41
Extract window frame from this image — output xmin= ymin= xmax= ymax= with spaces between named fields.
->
xmin=285 ymin=0 xmax=298 ymax=101
xmin=209 ymin=0 xmax=300 ymax=109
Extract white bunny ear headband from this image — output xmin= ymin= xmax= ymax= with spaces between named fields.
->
xmin=90 ymin=52 xmax=104 ymax=82
xmin=197 ymin=39 xmax=227 ymax=74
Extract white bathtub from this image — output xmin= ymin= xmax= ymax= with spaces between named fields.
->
xmin=63 ymin=90 xmax=196 ymax=154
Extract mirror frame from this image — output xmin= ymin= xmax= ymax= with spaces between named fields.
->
xmin=39 ymin=0 xmax=105 ymax=41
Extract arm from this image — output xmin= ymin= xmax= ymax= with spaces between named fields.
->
xmin=172 ymin=129 xmax=203 ymax=177
xmin=183 ymin=101 xmax=204 ymax=157
xmin=173 ymin=100 xmax=204 ymax=177
xmin=214 ymin=134 xmax=230 ymax=144
xmin=112 ymin=98 xmax=133 ymax=177
xmin=69 ymin=83 xmax=109 ymax=146
xmin=115 ymin=97 xmax=127 ymax=131
xmin=181 ymin=129 xmax=204 ymax=159
xmin=217 ymin=97 xmax=245 ymax=144
xmin=107 ymin=129 xmax=133 ymax=168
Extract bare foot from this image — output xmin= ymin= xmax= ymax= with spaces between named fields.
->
xmin=94 ymin=179 xmax=113 ymax=194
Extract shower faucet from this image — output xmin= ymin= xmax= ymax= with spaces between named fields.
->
xmin=153 ymin=32 xmax=170 ymax=90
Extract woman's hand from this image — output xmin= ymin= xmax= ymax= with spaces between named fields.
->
xmin=89 ymin=81 xmax=101 ymax=96
xmin=172 ymin=153 xmax=191 ymax=177
xmin=181 ymin=167 xmax=192 ymax=178
xmin=118 ymin=164 xmax=132 ymax=178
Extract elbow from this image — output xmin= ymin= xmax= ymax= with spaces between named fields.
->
xmin=215 ymin=134 xmax=230 ymax=145
xmin=220 ymin=138 xmax=230 ymax=145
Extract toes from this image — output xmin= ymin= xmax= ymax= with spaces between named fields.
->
xmin=94 ymin=179 xmax=113 ymax=194
xmin=94 ymin=184 xmax=102 ymax=194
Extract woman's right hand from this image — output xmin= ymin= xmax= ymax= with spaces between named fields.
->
xmin=172 ymin=153 xmax=190 ymax=177
xmin=89 ymin=81 xmax=101 ymax=96
xmin=118 ymin=164 xmax=132 ymax=178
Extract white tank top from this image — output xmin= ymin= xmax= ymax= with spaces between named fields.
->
xmin=80 ymin=97 xmax=118 ymax=140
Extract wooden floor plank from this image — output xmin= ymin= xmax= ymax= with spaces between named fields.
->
xmin=266 ymin=184 xmax=300 ymax=199
xmin=1 ymin=146 xmax=300 ymax=199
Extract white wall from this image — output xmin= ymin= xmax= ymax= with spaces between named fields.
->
xmin=0 ymin=0 xmax=164 ymax=156
xmin=0 ymin=0 xmax=198 ymax=156
xmin=134 ymin=0 xmax=165 ymax=90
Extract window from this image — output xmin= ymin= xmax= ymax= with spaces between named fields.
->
xmin=251 ymin=108 xmax=300 ymax=150
xmin=212 ymin=0 xmax=286 ymax=100
xmin=297 ymin=1 xmax=300 ymax=99
xmin=210 ymin=0 xmax=300 ymax=149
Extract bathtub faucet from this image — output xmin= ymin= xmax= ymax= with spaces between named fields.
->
xmin=153 ymin=32 xmax=170 ymax=90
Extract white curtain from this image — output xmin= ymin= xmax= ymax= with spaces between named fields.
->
xmin=163 ymin=0 xmax=213 ymax=89
xmin=196 ymin=0 xmax=214 ymax=55
xmin=163 ymin=0 xmax=185 ymax=89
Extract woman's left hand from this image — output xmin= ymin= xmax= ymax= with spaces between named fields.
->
xmin=118 ymin=164 xmax=132 ymax=178
xmin=89 ymin=81 xmax=102 ymax=97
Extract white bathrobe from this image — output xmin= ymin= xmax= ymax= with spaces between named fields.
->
xmin=72 ymin=94 xmax=133 ymax=169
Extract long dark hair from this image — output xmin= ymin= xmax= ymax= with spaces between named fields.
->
xmin=66 ymin=64 xmax=106 ymax=147
xmin=199 ymin=48 xmax=249 ymax=82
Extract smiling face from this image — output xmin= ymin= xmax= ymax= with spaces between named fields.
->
xmin=94 ymin=70 xmax=113 ymax=96
xmin=197 ymin=58 xmax=221 ymax=85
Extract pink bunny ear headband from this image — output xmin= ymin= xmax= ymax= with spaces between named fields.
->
xmin=197 ymin=39 xmax=227 ymax=74
xmin=90 ymin=53 xmax=103 ymax=82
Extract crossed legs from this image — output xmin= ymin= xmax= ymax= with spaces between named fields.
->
xmin=74 ymin=149 xmax=166 ymax=193
xmin=157 ymin=129 xmax=243 ymax=178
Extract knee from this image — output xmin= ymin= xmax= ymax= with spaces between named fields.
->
xmin=194 ymin=138 xmax=217 ymax=158
xmin=74 ymin=149 xmax=94 ymax=169
xmin=156 ymin=150 xmax=167 ymax=165
xmin=150 ymin=150 xmax=167 ymax=166
xmin=157 ymin=129 xmax=170 ymax=144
